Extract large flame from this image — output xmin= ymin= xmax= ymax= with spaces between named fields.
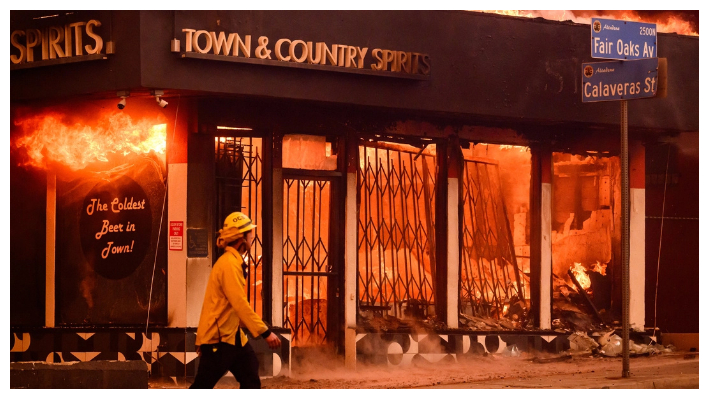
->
xmin=13 ymin=112 xmax=166 ymax=171
xmin=478 ymin=10 xmax=698 ymax=36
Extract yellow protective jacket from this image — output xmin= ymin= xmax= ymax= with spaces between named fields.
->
xmin=195 ymin=247 xmax=270 ymax=347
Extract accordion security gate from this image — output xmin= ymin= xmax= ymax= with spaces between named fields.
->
xmin=282 ymin=177 xmax=332 ymax=347
xmin=214 ymin=136 xmax=264 ymax=316
xmin=357 ymin=144 xmax=437 ymax=319
xmin=459 ymin=157 xmax=527 ymax=320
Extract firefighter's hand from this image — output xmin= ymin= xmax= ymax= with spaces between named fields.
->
xmin=265 ymin=332 xmax=281 ymax=349
xmin=196 ymin=345 xmax=201 ymax=357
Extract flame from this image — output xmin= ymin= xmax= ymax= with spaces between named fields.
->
xmin=570 ymin=262 xmax=591 ymax=290
xmin=13 ymin=112 xmax=166 ymax=171
xmin=591 ymin=261 xmax=607 ymax=276
xmin=483 ymin=10 xmax=537 ymax=18
xmin=477 ymin=10 xmax=698 ymax=36
xmin=499 ymin=144 xmax=529 ymax=152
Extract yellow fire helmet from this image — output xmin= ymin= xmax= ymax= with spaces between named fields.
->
xmin=222 ymin=211 xmax=257 ymax=235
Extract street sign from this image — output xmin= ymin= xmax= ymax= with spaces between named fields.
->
xmin=582 ymin=58 xmax=658 ymax=102
xmin=591 ymin=18 xmax=657 ymax=60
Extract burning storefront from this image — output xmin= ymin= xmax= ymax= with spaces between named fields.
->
xmin=10 ymin=10 xmax=698 ymax=380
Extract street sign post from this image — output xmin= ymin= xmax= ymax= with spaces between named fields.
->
xmin=591 ymin=18 xmax=658 ymax=60
xmin=582 ymin=58 xmax=659 ymax=102
xmin=584 ymin=18 xmax=662 ymax=380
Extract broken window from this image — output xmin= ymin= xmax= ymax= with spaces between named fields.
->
xmin=459 ymin=144 xmax=531 ymax=330
xmin=552 ymin=153 xmax=619 ymax=331
xmin=357 ymin=140 xmax=438 ymax=324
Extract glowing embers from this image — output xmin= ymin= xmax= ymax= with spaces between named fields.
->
xmin=14 ymin=112 xmax=166 ymax=171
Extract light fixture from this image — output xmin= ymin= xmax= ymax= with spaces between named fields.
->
xmin=151 ymin=90 xmax=168 ymax=108
xmin=116 ymin=90 xmax=129 ymax=110
xmin=216 ymin=126 xmax=253 ymax=131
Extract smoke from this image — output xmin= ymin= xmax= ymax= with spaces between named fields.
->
xmin=265 ymin=349 xmax=538 ymax=389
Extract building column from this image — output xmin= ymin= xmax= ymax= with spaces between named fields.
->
xmin=271 ymin=131 xmax=284 ymax=328
xmin=540 ymin=148 xmax=553 ymax=330
xmin=344 ymin=135 xmax=358 ymax=369
xmin=167 ymin=98 xmax=192 ymax=327
xmin=434 ymin=140 xmax=449 ymax=324
xmin=530 ymin=145 xmax=552 ymax=329
xmin=45 ymin=172 xmax=56 ymax=327
xmin=629 ymin=140 xmax=645 ymax=330
xmin=446 ymin=137 xmax=461 ymax=328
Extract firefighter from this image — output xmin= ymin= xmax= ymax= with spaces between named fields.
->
xmin=190 ymin=212 xmax=281 ymax=389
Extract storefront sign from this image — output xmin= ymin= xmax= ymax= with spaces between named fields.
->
xmin=169 ymin=221 xmax=184 ymax=251
xmin=178 ymin=28 xmax=430 ymax=78
xmin=10 ymin=19 xmax=105 ymax=66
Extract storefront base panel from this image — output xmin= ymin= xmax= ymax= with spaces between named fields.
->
xmin=10 ymin=327 xmax=291 ymax=380
xmin=354 ymin=330 xmax=657 ymax=368
xmin=10 ymin=360 xmax=148 ymax=389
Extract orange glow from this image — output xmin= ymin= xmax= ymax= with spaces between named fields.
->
xmin=14 ymin=112 xmax=166 ymax=171
xmin=477 ymin=10 xmax=698 ymax=36
xmin=570 ymin=262 xmax=591 ymax=290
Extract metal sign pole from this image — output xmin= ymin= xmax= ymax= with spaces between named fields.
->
xmin=620 ymin=100 xmax=630 ymax=378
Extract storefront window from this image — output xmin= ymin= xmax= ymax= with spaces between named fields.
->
xmin=551 ymin=152 xmax=619 ymax=331
xmin=458 ymin=143 xmax=531 ymax=329
xmin=357 ymin=141 xmax=437 ymax=323
xmin=12 ymin=101 xmax=169 ymax=325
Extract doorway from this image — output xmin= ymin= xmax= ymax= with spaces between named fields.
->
xmin=280 ymin=134 xmax=344 ymax=352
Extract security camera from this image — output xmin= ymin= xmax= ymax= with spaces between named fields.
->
xmin=116 ymin=90 xmax=129 ymax=109
xmin=156 ymin=97 xmax=168 ymax=108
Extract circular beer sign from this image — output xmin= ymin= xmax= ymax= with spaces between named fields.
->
xmin=80 ymin=176 xmax=153 ymax=280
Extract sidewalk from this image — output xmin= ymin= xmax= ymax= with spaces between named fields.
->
xmin=151 ymin=352 xmax=699 ymax=389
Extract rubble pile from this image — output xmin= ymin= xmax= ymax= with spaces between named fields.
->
xmin=566 ymin=330 xmax=676 ymax=357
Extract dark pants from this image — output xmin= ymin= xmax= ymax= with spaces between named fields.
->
xmin=189 ymin=341 xmax=261 ymax=389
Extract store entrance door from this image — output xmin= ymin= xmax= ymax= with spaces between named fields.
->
xmin=282 ymin=173 xmax=342 ymax=351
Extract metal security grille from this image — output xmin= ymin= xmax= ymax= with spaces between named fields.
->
xmin=459 ymin=158 xmax=526 ymax=320
xmin=282 ymin=178 xmax=331 ymax=346
xmin=215 ymin=136 xmax=264 ymax=317
xmin=357 ymin=144 xmax=437 ymax=319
